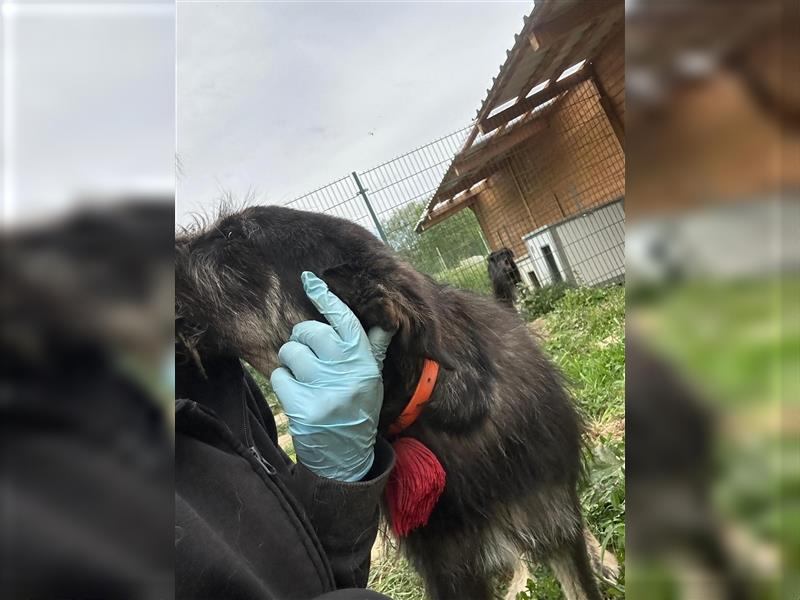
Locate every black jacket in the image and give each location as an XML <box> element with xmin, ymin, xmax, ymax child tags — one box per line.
<box><xmin>1</xmin><ymin>348</ymin><xmax>173</xmax><ymax>599</ymax></box>
<box><xmin>175</xmin><ymin>357</ymin><xmax>395</xmax><ymax>600</ymax></box>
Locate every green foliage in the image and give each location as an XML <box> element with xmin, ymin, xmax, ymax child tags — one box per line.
<box><xmin>243</xmin><ymin>362</ymin><xmax>279</xmax><ymax>410</ymax></box>
<box><xmin>283</xmin><ymin>439</ymin><xmax>297</xmax><ymax>462</ymax></box>
<box><xmin>637</xmin><ymin>277</ymin><xmax>800</xmax><ymax>406</ymax></box>
<box><xmin>382</xmin><ymin>201</ymin><xmax>491</xmax><ymax>294</ymax></box>
<box><xmin>517</xmin><ymin>282</ymin><xmax>573</xmax><ymax>320</ymax></box>
<box><xmin>581</xmin><ymin>438</ymin><xmax>626</xmax><ymax>598</ymax></box>
<box><xmin>367</xmin><ymin>545</ymin><xmax>426</xmax><ymax>600</ymax></box>
<box><xmin>540</xmin><ymin>284</ymin><xmax>625</xmax><ymax>423</ymax></box>
<box><xmin>515</xmin><ymin>572</ymin><xmax>562</xmax><ymax>600</ymax></box>
<box><xmin>434</xmin><ymin>256</ymin><xmax>492</xmax><ymax>295</ymax></box>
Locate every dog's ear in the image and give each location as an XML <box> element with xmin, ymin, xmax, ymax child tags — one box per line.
<box><xmin>322</xmin><ymin>262</ymin><xmax>455</xmax><ymax>370</ymax></box>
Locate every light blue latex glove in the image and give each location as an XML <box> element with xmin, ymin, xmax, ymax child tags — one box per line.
<box><xmin>270</xmin><ymin>271</ymin><xmax>394</xmax><ymax>482</ymax></box>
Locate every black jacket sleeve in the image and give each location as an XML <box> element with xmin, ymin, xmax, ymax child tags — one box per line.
<box><xmin>176</xmin><ymin>357</ymin><xmax>396</xmax><ymax>600</ymax></box>
<box><xmin>241</xmin><ymin>367</ymin><xmax>395</xmax><ymax>589</ymax></box>
<box><xmin>291</xmin><ymin>438</ymin><xmax>395</xmax><ymax>588</ymax></box>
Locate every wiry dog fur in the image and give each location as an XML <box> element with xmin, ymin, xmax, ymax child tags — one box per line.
<box><xmin>487</xmin><ymin>248</ymin><xmax>522</xmax><ymax>308</ymax></box>
<box><xmin>175</xmin><ymin>206</ymin><xmax>606</xmax><ymax>600</ymax></box>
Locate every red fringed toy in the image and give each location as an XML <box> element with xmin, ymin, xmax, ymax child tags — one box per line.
<box><xmin>386</xmin><ymin>437</ymin><xmax>446</xmax><ymax>536</ymax></box>
<box><xmin>383</xmin><ymin>359</ymin><xmax>446</xmax><ymax>537</ymax></box>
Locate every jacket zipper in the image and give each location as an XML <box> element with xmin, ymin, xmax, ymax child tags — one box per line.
<box><xmin>249</xmin><ymin>444</ymin><xmax>277</xmax><ymax>475</ymax></box>
<box><xmin>179</xmin><ymin>390</ymin><xmax>336</xmax><ymax>590</ymax></box>
<box><xmin>242</xmin><ymin>389</ymin><xmax>278</xmax><ymax>476</ymax></box>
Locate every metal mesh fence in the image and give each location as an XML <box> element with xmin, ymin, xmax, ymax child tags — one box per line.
<box><xmin>283</xmin><ymin>73</ymin><xmax>625</xmax><ymax>301</ymax></box>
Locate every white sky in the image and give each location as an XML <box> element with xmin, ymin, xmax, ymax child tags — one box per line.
<box><xmin>2</xmin><ymin>1</ymin><xmax>175</xmax><ymax>226</ymax></box>
<box><xmin>176</xmin><ymin>1</ymin><xmax>531</xmax><ymax>227</ymax></box>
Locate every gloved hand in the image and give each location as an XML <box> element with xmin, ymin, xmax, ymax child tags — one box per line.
<box><xmin>270</xmin><ymin>271</ymin><xmax>394</xmax><ymax>482</ymax></box>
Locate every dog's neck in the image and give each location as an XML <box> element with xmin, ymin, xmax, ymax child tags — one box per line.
<box><xmin>380</xmin><ymin>352</ymin><xmax>431</xmax><ymax>432</ymax></box>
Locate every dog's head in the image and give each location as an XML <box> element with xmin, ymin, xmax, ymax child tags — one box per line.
<box><xmin>488</xmin><ymin>248</ymin><xmax>521</xmax><ymax>283</ymax></box>
<box><xmin>175</xmin><ymin>205</ymin><xmax>453</xmax><ymax>402</ymax></box>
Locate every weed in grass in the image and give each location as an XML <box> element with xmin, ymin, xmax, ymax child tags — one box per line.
<box><xmin>367</xmin><ymin>544</ymin><xmax>426</xmax><ymax>600</ymax></box>
<box><xmin>517</xmin><ymin>282</ymin><xmax>573</xmax><ymax>320</ymax></box>
<box><xmin>539</xmin><ymin>285</ymin><xmax>625</xmax><ymax>425</ymax></box>
<box><xmin>434</xmin><ymin>256</ymin><xmax>492</xmax><ymax>295</ymax></box>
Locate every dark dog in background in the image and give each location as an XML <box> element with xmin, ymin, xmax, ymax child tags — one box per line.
<box><xmin>176</xmin><ymin>206</ymin><xmax>615</xmax><ymax>600</ymax></box>
<box><xmin>488</xmin><ymin>248</ymin><xmax>522</xmax><ymax>307</ymax></box>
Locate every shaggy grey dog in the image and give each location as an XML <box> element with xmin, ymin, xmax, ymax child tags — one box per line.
<box><xmin>176</xmin><ymin>205</ymin><xmax>613</xmax><ymax>600</ymax></box>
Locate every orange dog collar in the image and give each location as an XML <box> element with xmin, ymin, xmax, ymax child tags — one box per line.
<box><xmin>388</xmin><ymin>358</ymin><xmax>439</xmax><ymax>436</ymax></box>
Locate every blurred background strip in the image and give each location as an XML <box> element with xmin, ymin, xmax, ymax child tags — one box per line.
<box><xmin>1</xmin><ymin>1</ymin><xmax>175</xmax><ymax>598</ymax></box>
<box><xmin>626</xmin><ymin>1</ymin><xmax>798</xmax><ymax>599</ymax></box>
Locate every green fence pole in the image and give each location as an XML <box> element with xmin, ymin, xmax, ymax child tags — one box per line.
<box><xmin>351</xmin><ymin>171</ymin><xmax>388</xmax><ymax>244</ymax></box>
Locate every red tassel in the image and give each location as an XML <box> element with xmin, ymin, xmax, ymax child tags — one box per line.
<box><xmin>385</xmin><ymin>437</ymin><xmax>446</xmax><ymax>537</ymax></box>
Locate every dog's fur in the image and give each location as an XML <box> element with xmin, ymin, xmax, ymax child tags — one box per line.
<box><xmin>487</xmin><ymin>248</ymin><xmax>522</xmax><ymax>307</ymax></box>
<box><xmin>176</xmin><ymin>206</ymin><xmax>605</xmax><ymax>600</ymax></box>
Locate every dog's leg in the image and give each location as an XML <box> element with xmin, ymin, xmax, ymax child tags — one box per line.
<box><xmin>549</xmin><ymin>533</ymin><xmax>604</xmax><ymax>600</ymax></box>
<box><xmin>504</xmin><ymin>556</ymin><xmax>531</xmax><ymax>600</ymax></box>
<box><xmin>418</xmin><ymin>565</ymin><xmax>493</xmax><ymax>600</ymax></box>
<box><xmin>408</xmin><ymin>535</ymin><xmax>494</xmax><ymax>600</ymax></box>
<box><xmin>583</xmin><ymin>525</ymin><xmax>620</xmax><ymax>584</ymax></box>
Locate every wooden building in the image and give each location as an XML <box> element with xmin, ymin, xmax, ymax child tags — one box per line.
<box><xmin>416</xmin><ymin>0</ymin><xmax>626</xmax><ymax>287</ymax></box>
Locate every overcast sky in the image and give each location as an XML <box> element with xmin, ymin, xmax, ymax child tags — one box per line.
<box><xmin>176</xmin><ymin>1</ymin><xmax>531</xmax><ymax>226</ymax></box>
<box><xmin>3</xmin><ymin>1</ymin><xmax>174</xmax><ymax>225</ymax></box>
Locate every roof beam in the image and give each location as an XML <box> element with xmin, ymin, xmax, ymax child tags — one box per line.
<box><xmin>478</xmin><ymin>67</ymin><xmax>590</xmax><ymax>134</ymax></box>
<box><xmin>438</xmin><ymin>167</ymin><xmax>494</xmax><ymax>203</ymax></box>
<box><xmin>417</xmin><ymin>189</ymin><xmax>481</xmax><ymax>232</ymax></box>
<box><xmin>455</xmin><ymin>115</ymin><xmax>550</xmax><ymax>177</ymax></box>
<box><xmin>528</xmin><ymin>0</ymin><xmax>621</xmax><ymax>51</ymax></box>
<box><xmin>587</xmin><ymin>63</ymin><xmax>625</xmax><ymax>150</ymax></box>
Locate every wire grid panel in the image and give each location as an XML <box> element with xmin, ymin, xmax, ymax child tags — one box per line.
<box><xmin>283</xmin><ymin>176</ymin><xmax>369</xmax><ymax>230</ymax></box>
<box><xmin>358</xmin><ymin>127</ymin><xmax>493</xmax><ymax>294</ymax></box>
<box><xmin>471</xmin><ymin>78</ymin><xmax>625</xmax><ymax>290</ymax></box>
<box><xmin>282</xmin><ymin>128</ymin><xmax>496</xmax><ymax>294</ymax></box>
<box><xmin>281</xmin><ymin>77</ymin><xmax>625</xmax><ymax>297</ymax></box>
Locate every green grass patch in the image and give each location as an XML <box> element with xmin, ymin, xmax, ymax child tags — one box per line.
<box><xmin>517</xmin><ymin>282</ymin><xmax>572</xmax><ymax>320</ymax></box>
<box><xmin>539</xmin><ymin>284</ymin><xmax>625</xmax><ymax>424</ymax></box>
<box><xmin>633</xmin><ymin>277</ymin><xmax>799</xmax><ymax>406</ymax></box>
<box><xmin>434</xmin><ymin>255</ymin><xmax>492</xmax><ymax>295</ymax></box>
<box><xmin>367</xmin><ymin>544</ymin><xmax>426</xmax><ymax>600</ymax></box>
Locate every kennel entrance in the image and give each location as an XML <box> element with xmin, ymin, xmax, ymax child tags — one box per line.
<box><xmin>522</xmin><ymin>198</ymin><xmax>624</xmax><ymax>287</ymax></box>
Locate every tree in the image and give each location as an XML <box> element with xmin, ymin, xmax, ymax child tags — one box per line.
<box><xmin>382</xmin><ymin>201</ymin><xmax>488</xmax><ymax>276</ymax></box>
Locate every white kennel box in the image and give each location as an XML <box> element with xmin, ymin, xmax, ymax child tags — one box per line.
<box><xmin>522</xmin><ymin>198</ymin><xmax>624</xmax><ymax>287</ymax></box>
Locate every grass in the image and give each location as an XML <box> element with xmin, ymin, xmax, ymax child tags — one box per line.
<box><xmin>434</xmin><ymin>256</ymin><xmax>492</xmax><ymax>295</ymax></box>
<box><xmin>368</xmin><ymin>544</ymin><xmax>426</xmax><ymax>600</ymax></box>
<box><xmin>627</xmin><ymin>277</ymin><xmax>797</xmax><ymax>597</ymax></box>
<box><xmin>540</xmin><ymin>284</ymin><xmax>625</xmax><ymax>425</ymax></box>
<box><xmin>517</xmin><ymin>282</ymin><xmax>572</xmax><ymax>320</ymax></box>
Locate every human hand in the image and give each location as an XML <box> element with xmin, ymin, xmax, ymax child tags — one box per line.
<box><xmin>270</xmin><ymin>271</ymin><xmax>394</xmax><ymax>481</ymax></box>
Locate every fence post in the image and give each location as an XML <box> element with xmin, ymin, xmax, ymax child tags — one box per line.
<box><xmin>435</xmin><ymin>247</ymin><xmax>448</xmax><ymax>271</ymax></box>
<box><xmin>351</xmin><ymin>171</ymin><xmax>388</xmax><ymax>244</ymax></box>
